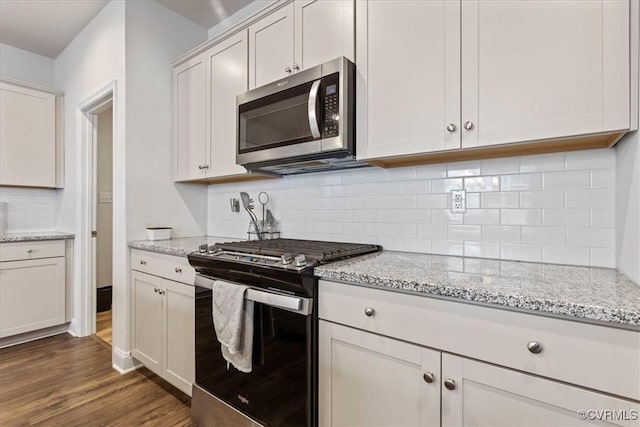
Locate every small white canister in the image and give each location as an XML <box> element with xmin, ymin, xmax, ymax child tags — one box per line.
<box><xmin>146</xmin><ymin>227</ymin><xmax>172</xmax><ymax>241</ymax></box>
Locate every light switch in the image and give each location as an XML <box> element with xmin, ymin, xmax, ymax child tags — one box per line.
<box><xmin>99</xmin><ymin>192</ymin><xmax>113</xmax><ymax>203</ymax></box>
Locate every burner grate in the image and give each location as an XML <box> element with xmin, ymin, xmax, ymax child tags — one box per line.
<box><xmin>212</xmin><ymin>238</ymin><xmax>380</xmax><ymax>263</ymax></box>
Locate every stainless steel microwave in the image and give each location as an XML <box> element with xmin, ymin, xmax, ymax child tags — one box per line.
<box><xmin>237</xmin><ymin>57</ymin><xmax>360</xmax><ymax>175</ymax></box>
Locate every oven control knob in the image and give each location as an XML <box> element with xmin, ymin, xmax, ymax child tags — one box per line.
<box><xmin>281</xmin><ymin>253</ymin><xmax>293</xmax><ymax>265</ymax></box>
<box><xmin>207</xmin><ymin>245</ymin><xmax>217</xmax><ymax>254</ymax></box>
<box><xmin>199</xmin><ymin>244</ymin><xmax>208</xmax><ymax>253</ymax></box>
<box><xmin>294</xmin><ymin>254</ymin><xmax>307</xmax><ymax>267</ymax></box>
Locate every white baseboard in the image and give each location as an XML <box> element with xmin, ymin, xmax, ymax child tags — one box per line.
<box><xmin>0</xmin><ymin>324</ymin><xmax>70</xmax><ymax>348</ymax></box>
<box><xmin>112</xmin><ymin>346</ymin><xmax>142</xmax><ymax>374</ymax></box>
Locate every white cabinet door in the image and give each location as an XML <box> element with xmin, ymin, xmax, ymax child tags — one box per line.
<box><xmin>173</xmin><ymin>54</ymin><xmax>207</xmax><ymax>181</ymax></box>
<box><xmin>206</xmin><ymin>30</ymin><xmax>249</xmax><ymax>178</ymax></box>
<box><xmin>356</xmin><ymin>0</ymin><xmax>461</xmax><ymax>160</ymax></box>
<box><xmin>294</xmin><ymin>0</ymin><xmax>354</xmax><ymax>70</ymax></box>
<box><xmin>161</xmin><ymin>279</ymin><xmax>194</xmax><ymax>397</ymax></box>
<box><xmin>0</xmin><ymin>257</ymin><xmax>65</xmax><ymax>337</ymax></box>
<box><xmin>319</xmin><ymin>321</ymin><xmax>440</xmax><ymax>427</ymax></box>
<box><xmin>0</xmin><ymin>82</ymin><xmax>56</xmax><ymax>187</ymax></box>
<box><xmin>132</xmin><ymin>271</ymin><xmax>162</xmax><ymax>375</ymax></box>
<box><xmin>441</xmin><ymin>354</ymin><xmax>636</xmax><ymax>427</ymax></box>
<box><xmin>461</xmin><ymin>0</ymin><xmax>630</xmax><ymax>149</ymax></box>
<box><xmin>248</xmin><ymin>3</ymin><xmax>295</xmax><ymax>89</ymax></box>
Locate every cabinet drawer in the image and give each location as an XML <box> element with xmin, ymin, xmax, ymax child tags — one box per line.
<box><xmin>0</xmin><ymin>240</ymin><xmax>65</xmax><ymax>262</ymax></box>
<box><xmin>131</xmin><ymin>249</ymin><xmax>195</xmax><ymax>285</ymax></box>
<box><xmin>319</xmin><ymin>280</ymin><xmax>640</xmax><ymax>400</ymax></box>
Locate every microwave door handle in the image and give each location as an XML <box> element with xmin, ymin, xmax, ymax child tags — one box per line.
<box><xmin>307</xmin><ymin>79</ymin><xmax>322</xmax><ymax>139</ymax></box>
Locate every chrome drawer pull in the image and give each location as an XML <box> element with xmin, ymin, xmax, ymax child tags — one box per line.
<box><xmin>364</xmin><ymin>307</ymin><xmax>375</xmax><ymax>317</ymax></box>
<box><xmin>444</xmin><ymin>379</ymin><xmax>456</xmax><ymax>391</ymax></box>
<box><xmin>423</xmin><ymin>372</ymin><xmax>435</xmax><ymax>384</ymax></box>
<box><xmin>175</xmin><ymin>267</ymin><xmax>182</xmax><ymax>273</ymax></box>
<box><xmin>140</xmin><ymin>260</ymin><xmax>147</xmax><ymax>265</ymax></box>
<box><xmin>527</xmin><ymin>341</ymin><xmax>543</xmax><ymax>354</ymax></box>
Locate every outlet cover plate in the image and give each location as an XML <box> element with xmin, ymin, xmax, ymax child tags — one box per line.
<box><xmin>451</xmin><ymin>189</ymin><xmax>466</xmax><ymax>213</ymax></box>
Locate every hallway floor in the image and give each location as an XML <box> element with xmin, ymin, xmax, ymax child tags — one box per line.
<box><xmin>96</xmin><ymin>309</ymin><xmax>112</xmax><ymax>345</ymax></box>
<box><xmin>0</xmin><ymin>334</ymin><xmax>192</xmax><ymax>426</ymax></box>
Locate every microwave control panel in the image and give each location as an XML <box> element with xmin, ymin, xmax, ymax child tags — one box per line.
<box><xmin>322</xmin><ymin>74</ymin><xmax>339</xmax><ymax>138</ymax></box>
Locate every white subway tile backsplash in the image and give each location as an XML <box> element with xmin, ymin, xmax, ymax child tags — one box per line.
<box><xmin>565</xmin><ymin>148</ymin><xmax>615</xmax><ymax>170</ymax></box>
<box><xmin>521</xmin><ymin>226</ymin><xmax>565</xmax><ymax>245</ymax></box>
<box><xmin>520</xmin><ymin>191</ymin><xmax>564</xmax><ymax>208</ymax></box>
<box><xmin>0</xmin><ymin>188</ymin><xmax>57</xmax><ymax>232</ymax></box>
<box><xmin>543</xmin><ymin>209</ymin><xmax>591</xmax><ymax>227</ymax></box>
<box><xmin>463</xmin><ymin>209</ymin><xmax>500</xmax><ymax>225</ymax></box>
<box><xmin>464</xmin><ymin>241</ymin><xmax>501</xmax><ymax>259</ymax></box>
<box><xmin>566</xmin><ymin>227</ymin><xmax>615</xmax><ymax>248</ymax></box>
<box><xmin>464</xmin><ymin>176</ymin><xmax>500</xmax><ymax>192</ymax></box>
<box><xmin>500</xmin><ymin>243</ymin><xmax>542</xmax><ymax>262</ymax></box>
<box><xmin>591</xmin><ymin>169</ymin><xmax>615</xmax><ymax>188</ymax></box>
<box><xmin>500</xmin><ymin>174</ymin><xmax>542</xmax><ymax>191</ymax></box>
<box><xmin>481</xmin><ymin>192</ymin><xmax>519</xmax><ymax>208</ymax></box>
<box><xmin>543</xmin><ymin>170</ymin><xmax>590</xmax><ymax>190</ymax></box>
<box><xmin>520</xmin><ymin>153</ymin><xmax>565</xmax><ymax>173</ymax></box>
<box><xmin>447</xmin><ymin>161</ymin><xmax>481</xmax><ymax>177</ymax></box>
<box><xmin>417</xmin><ymin>224</ymin><xmax>448</xmax><ymax>240</ymax></box>
<box><xmin>565</xmin><ymin>189</ymin><xmax>615</xmax><ymax>208</ymax></box>
<box><xmin>432</xmin><ymin>239</ymin><xmax>464</xmax><ymax>256</ymax></box>
<box><xmin>207</xmin><ymin>148</ymin><xmax>617</xmax><ymax>268</ymax></box>
<box><xmin>543</xmin><ymin>245</ymin><xmax>590</xmax><ymax>266</ymax></box>
<box><xmin>448</xmin><ymin>225</ymin><xmax>482</xmax><ymax>241</ymax></box>
<box><xmin>500</xmin><ymin>209</ymin><xmax>542</xmax><ymax>226</ymax></box>
<box><xmin>481</xmin><ymin>157</ymin><xmax>520</xmax><ymax>175</ymax></box>
<box><xmin>591</xmin><ymin>248</ymin><xmax>615</xmax><ymax>268</ymax></box>
<box><xmin>482</xmin><ymin>225</ymin><xmax>521</xmax><ymax>243</ymax></box>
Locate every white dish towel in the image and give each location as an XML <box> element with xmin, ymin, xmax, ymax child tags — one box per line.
<box><xmin>211</xmin><ymin>280</ymin><xmax>254</xmax><ymax>373</ymax></box>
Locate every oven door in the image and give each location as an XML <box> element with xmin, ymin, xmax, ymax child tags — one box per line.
<box><xmin>195</xmin><ymin>277</ymin><xmax>315</xmax><ymax>426</ymax></box>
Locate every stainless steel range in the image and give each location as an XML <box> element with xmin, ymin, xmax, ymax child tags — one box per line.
<box><xmin>188</xmin><ymin>239</ymin><xmax>380</xmax><ymax>427</ymax></box>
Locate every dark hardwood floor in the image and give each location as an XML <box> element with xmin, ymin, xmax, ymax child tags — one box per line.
<box><xmin>0</xmin><ymin>333</ymin><xmax>193</xmax><ymax>426</ymax></box>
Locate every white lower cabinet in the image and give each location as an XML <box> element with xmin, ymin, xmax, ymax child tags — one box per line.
<box><xmin>318</xmin><ymin>280</ymin><xmax>640</xmax><ymax>426</ymax></box>
<box><xmin>0</xmin><ymin>240</ymin><xmax>66</xmax><ymax>338</ymax></box>
<box><xmin>319</xmin><ymin>321</ymin><xmax>440</xmax><ymax>427</ymax></box>
<box><xmin>131</xmin><ymin>268</ymin><xmax>195</xmax><ymax>396</ymax></box>
<box><xmin>441</xmin><ymin>354</ymin><xmax>635</xmax><ymax>427</ymax></box>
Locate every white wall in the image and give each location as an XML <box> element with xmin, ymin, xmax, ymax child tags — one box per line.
<box><xmin>0</xmin><ymin>43</ymin><xmax>55</xmax><ymax>87</ymax></box>
<box><xmin>207</xmin><ymin>1</ymin><xmax>273</xmax><ymax>39</ymax></box>
<box><xmin>54</xmin><ymin>0</ymin><xmax>126</xmax><ymax>346</ymax></box>
<box><xmin>209</xmin><ymin>149</ymin><xmax>618</xmax><ymax>268</ymax></box>
<box><xmin>97</xmin><ymin>108</ymin><xmax>113</xmax><ymax>289</ymax></box>
<box><xmin>125</xmin><ymin>0</ymin><xmax>208</xmax><ymax>241</ymax></box>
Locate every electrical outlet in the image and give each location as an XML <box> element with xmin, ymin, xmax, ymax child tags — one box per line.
<box><xmin>451</xmin><ymin>189</ymin><xmax>466</xmax><ymax>213</ymax></box>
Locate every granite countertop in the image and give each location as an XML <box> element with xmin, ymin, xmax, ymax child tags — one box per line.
<box><xmin>1</xmin><ymin>231</ymin><xmax>75</xmax><ymax>242</ymax></box>
<box><xmin>128</xmin><ymin>236</ymin><xmax>237</xmax><ymax>257</ymax></box>
<box><xmin>314</xmin><ymin>251</ymin><xmax>640</xmax><ymax>330</ymax></box>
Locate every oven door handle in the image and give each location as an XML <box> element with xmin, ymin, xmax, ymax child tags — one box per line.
<box><xmin>307</xmin><ymin>79</ymin><xmax>322</xmax><ymax>139</ymax></box>
<box><xmin>194</xmin><ymin>274</ymin><xmax>312</xmax><ymax>315</ymax></box>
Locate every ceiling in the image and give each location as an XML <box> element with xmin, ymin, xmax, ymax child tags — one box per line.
<box><xmin>0</xmin><ymin>0</ymin><xmax>109</xmax><ymax>58</ymax></box>
<box><xmin>0</xmin><ymin>0</ymin><xmax>254</xmax><ymax>60</ymax></box>
<box><xmin>156</xmin><ymin>0</ymin><xmax>255</xmax><ymax>30</ymax></box>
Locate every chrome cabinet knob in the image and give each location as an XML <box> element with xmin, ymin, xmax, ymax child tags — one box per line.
<box><xmin>26</xmin><ymin>249</ymin><xmax>33</xmax><ymax>254</ymax></box>
<box><xmin>423</xmin><ymin>372</ymin><xmax>435</xmax><ymax>384</ymax></box>
<box><xmin>198</xmin><ymin>165</ymin><xmax>202</xmax><ymax>170</ymax></box>
<box><xmin>527</xmin><ymin>341</ymin><xmax>542</xmax><ymax>354</ymax></box>
<box><xmin>444</xmin><ymin>379</ymin><xmax>456</xmax><ymax>391</ymax></box>
<box><xmin>140</xmin><ymin>260</ymin><xmax>147</xmax><ymax>265</ymax></box>
<box><xmin>364</xmin><ymin>307</ymin><xmax>375</xmax><ymax>317</ymax></box>
<box><xmin>293</xmin><ymin>63</ymin><xmax>300</xmax><ymax>71</ymax></box>
<box><xmin>153</xmin><ymin>288</ymin><xmax>158</xmax><ymax>293</ymax></box>
<box><xmin>285</xmin><ymin>65</ymin><xmax>292</xmax><ymax>74</ymax></box>
<box><xmin>463</xmin><ymin>121</ymin><xmax>474</xmax><ymax>131</ymax></box>
<box><xmin>446</xmin><ymin>123</ymin><xmax>457</xmax><ymax>133</ymax></box>
<box><xmin>203</xmin><ymin>164</ymin><xmax>209</xmax><ymax>169</ymax></box>
<box><xmin>175</xmin><ymin>267</ymin><xmax>182</xmax><ymax>273</ymax></box>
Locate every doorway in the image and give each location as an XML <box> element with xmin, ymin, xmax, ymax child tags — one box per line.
<box><xmin>95</xmin><ymin>107</ymin><xmax>113</xmax><ymax>346</ymax></box>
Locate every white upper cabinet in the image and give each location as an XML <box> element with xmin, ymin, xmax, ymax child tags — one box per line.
<box><xmin>356</xmin><ymin>0</ymin><xmax>462</xmax><ymax>160</ymax></box>
<box><xmin>249</xmin><ymin>3</ymin><xmax>295</xmax><ymax>89</ymax></box>
<box><xmin>357</xmin><ymin>0</ymin><xmax>635</xmax><ymax>163</ymax></box>
<box><xmin>249</xmin><ymin>0</ymin><xmax>354</xmax><ymax>89</ymax></box>
<box><xmin>461</xmin><ymin>0</ymin><xmax>631</xmax><ymax>149</ymax></box>
<box><xmin>294</xmin><ymin>0</ymin><xmax>354</xmax><ymax>71</ymax></box>
<box><xmin>173</xmin><ymin>54</ymin><xmax>207</xmax><ymax>181</ymax></box>
<box><xmin>0</xmin><ymin>80</ymin><xmax>63</xmax><ymax>188</ymax></box>
<box><xmin>206</xmin><ymin>30</ymin><xmax>250</xmax><ymax>178</ymax></box>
